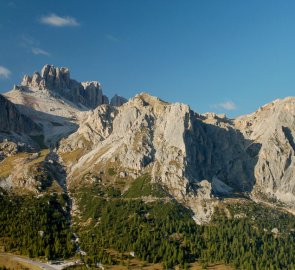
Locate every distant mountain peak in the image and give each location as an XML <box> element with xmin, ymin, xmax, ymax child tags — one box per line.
<box><xmin>110</xmin><ymin>94</ymin><xmax>127</xmax><ymax>106</ymax></box>
<box><xmin>19</xmin><ymin>64</ymin><xmax>126</xmax><ymax>109</ymax></box>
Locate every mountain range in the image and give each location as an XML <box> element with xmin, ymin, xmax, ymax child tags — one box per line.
<box><xmin>0</xmin><ymin>65</ymin><xmax>295</xmax><ymax>269</ymax></box>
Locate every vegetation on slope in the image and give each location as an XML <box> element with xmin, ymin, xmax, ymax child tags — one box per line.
<box><xmin>0</xmin><ymin>149</ymin><xmax>49</xmax><ymax>179</ymax></box>
<box><xmin>1</xmin><ymin>172</ymin><xmax>295</xmax><ymax>269</ymax></box>
<box><xmin>72</xmin><ymin>175</ymin><xmax>295</xmax><ymax>270</ymax></box>
<box><xmin>0</xmin><ymin>190</ymin><xmax>75</xmax><ymax>259</ymax></box>
<box><xmin>123</xmin><ymin>174</ymin><xmax>167</xmax><ymax>198</ymax></box>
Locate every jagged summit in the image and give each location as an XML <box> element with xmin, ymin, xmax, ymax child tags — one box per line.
<box><xmin>20</xmin><ymin>64</ymin><xmax>110</xmax><ymax>109</ymax></box>
<box><xmin>4</xmin><ymin>65</ymin><xmax>128</xmax><ymax>145</ymax></box>
<box><xmin>133</xmin><ymin>92</ymin><xmax>168</xmax><ymax>104</ymax></box>
<box><xmin>17</xmin><ymin>64</ymin><xmax>128</xmax><ymax>110</ymax></box>
<box><xmin>110</xmin><ymin>94</ymin><xmax>128</xmax><ymax>106</ymax></box>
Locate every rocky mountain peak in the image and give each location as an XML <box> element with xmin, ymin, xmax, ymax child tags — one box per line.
<box><xmin>82</xmin><ymin>81</ymin><xmax>101</xmax><ymax>89</ymax></box>
<box><xmin>19</xmin><ymin>64</ymin><xmax>126</xmax><ymax>109</ymax></box>
<box><xmin>130</xmin><ymin>92</ymin><xmax>170</xmax><ymax>114</ymax></box>
<box><xmin>40</xmin><ymin>64</ymin><xmax>71</xmax><ymax>90</ymax></box>
<box><xmin>134</xmin><ymin>92</ymin><xmax>165</xmax><ymax>103</ymax></box>
<box><xmin>110</xmin><ymin>94</ymin><xmax>127</xmax><ymax>106</ymax></box>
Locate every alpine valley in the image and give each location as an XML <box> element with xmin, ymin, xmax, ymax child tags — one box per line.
<box><xmin>0</xmin><ymin>65</ymin><xmax>295</xmax><ymax>270</ymax></box>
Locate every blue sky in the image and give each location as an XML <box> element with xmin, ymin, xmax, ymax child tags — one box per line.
<box><xmin>1</xmin><ymin>0</ymin><xmax>295</xmax><ymax>117</ymax></box>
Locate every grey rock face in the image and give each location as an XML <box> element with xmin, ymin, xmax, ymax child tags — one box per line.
<box><xmin>81</xmin><ymin>81</ymin><xmax>109</xmax><ymax>108</ymax></box>
<box><xmin>0</xmin><ymin>95</ymin><xmax>42</xmax><ymax>164</ymax></box>
<box><xmin>20</xmin><ymin>64</ymin><xmax>113</xmax><ymax>109</ymax></box>
<box><xmin>185</xmin><ymin>114</ymin><xmax>259</xmax><ymax>193</ymax></box>
<box><xmin>0</xmin><ymin>94</ymin><xmax>41</xmax><ymax>134</ymax></box>
<box><xmin>60</xmin><ymin>93</ymin><xmax>254</xmax><ymax>202</ymax></box>
<box><xmin>235</xmin><ymin>97</ymin><xmax>295</xmax><ymax>206</ymax></box>
<box><xmin>110</xmin><ymin>94</ymin><xmax>127</xmax><ymax>106</ymax></box>
<box><xmin>0</xmin><ymin>141</ymin><xmax>18</xmax><ymax>161</ymax></box>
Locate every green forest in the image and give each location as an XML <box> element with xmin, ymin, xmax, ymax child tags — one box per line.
<box><xmin>73</xmin><ymin>175</ymin><xmax>295</xmax><ymax>270</ymax></box>
<box><xmin>0</xmin><ymin>189</ymin><xmax>75</xmax><ymax>259</ymax></box>
<box><xmin>1</xmin><ymin>174</ymin><xmax>295</xmax><ymax>270</ymax></box>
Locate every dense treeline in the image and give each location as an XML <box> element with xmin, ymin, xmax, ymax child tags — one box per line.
<box><xmin>0</xmin><ymin>191</ymin><xmax>75</xmax><ymax>259</ymax></box>
<box><xmin>75</xmin><ymin>178</ymin><xmax>295</xmax><ymax>270</ymax></box>
<box><xmin>1</xmin><ymin>174</ymin><xmax>295</xmax><ymax>270</ymax></box>
<box><xmin>227</xmin><ymin>202</ymin><xmax>295</xmax><ymax>232</ymax></box>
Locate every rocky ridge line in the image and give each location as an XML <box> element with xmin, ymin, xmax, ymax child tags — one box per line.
<box><xmin>20</xmin><ymin>64</ymin><xmax>127</xmax><ymax>109</ymax></box>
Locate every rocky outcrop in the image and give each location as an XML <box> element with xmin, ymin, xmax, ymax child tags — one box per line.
<box><xmin>235</xmin><ymin>97</ymin><xmax>295</xmax><ymax>205</ymax></box>
<box><xmin>81</xmin><ymin>81</ymin><xmax>109</xmax><ymax>108</ymax></box>
<box><xmin>58</xmin><ymin>93</ymin><xmax>252</xmax><ymax>223</ymax></box>
<box><xmin>0</xmin><ymin>141</ymin><xmax>18</xmax><ymax>161</ymax></box>
<box><xmin>59</xmin><ymin>93</ymin><xmax>254</xmax><ymax>201</ymax></box>
<box><xmin>0</xmin><ymin>94</ymin><xmax>41</xmax><ymax>134</ymax></box>
<box><xmin>59</xmin><ymin>105</ymin><xmax>116</xmax><ymax>153</ymax></box>
<box><xmin>0</xmin><ymin>94</ymin><xmax>41</xmax><ymax>163</ymax></box>
<box><xmin>59</xmin><ymin>93</ymin><xmax>295</xmax><ymax>213</ymax></box>
<box><xmin>110</xmin><ymin>94</ymin><xmax>127</xmax><ymax>106</ymax></box>
<box><xmin>20</xmin><ymin>65</ymin><xmax>111</xmax><ymax>109</ymax></box>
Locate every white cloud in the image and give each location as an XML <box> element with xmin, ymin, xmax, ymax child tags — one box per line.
<box><xmin>40</xmin><ymin>14</ymin><xmax>79</xmax><ymax>27</ymax></box>
<box><xmin>21</xmin><ymin>35</ymin><xmax>36</xmax><ymax>47</ymax></box>
<box><xmin>20</xmin><ymin>35</ymin><xmax>51</xmax><ymax>57</ymax></box>
<box><xmin>0</xmin><ymin>66</ymin><xmax>11</xmax><ymax>79</ymax></box>
<box><xmin>212</xmin><ymin>101</ymin><xmax>237</xmax><ymax>111</ymax></box>
<box><xmin>32</xmin><ymin>47</ymin><xmax>50</xmax><ymax>56</ymax></box>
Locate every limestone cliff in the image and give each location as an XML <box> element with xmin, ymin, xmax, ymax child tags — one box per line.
<box><xmin>20</xmin><ymin>64</ymin><xmax>109</xmax><ymax>109</ymax></box>
<box><xmin>0</xmin><ymin>94</ymin><xmax>41</xmax><ymax>134</ymax></box>
<box><xmin>235</xmin><ymin>97</ymin><xmax>295</xmax><ymax>206</ymax></box>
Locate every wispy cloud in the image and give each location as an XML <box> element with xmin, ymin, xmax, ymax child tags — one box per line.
<box><xmin>106</xmin><ymin>34</ymin><xmax>119</xmax><ymax>43</ymax></box>
<box><xmin>32</xmin><ymin>47</ymin><xmax>50</xmax><ymax>56</ymax></box>
<box><xmin>21</xmin><ymin>35</ymin><xmax>36</xmax><ymax>47</ymax></box>
<box><xmin>21</xmin><ymin>35</ymin><xmax>51</xmax><ymax>57</ymax></box>
<box><xmin>40</xmin><ymin>14</ymin><xmax>79</xmax><ymax>27</ymax></box>
<box><xmin>212</xmin><ymin>101</ymin><xmax>237</xmax><ymax>111</ymax></box>
<box><xmin>0</xmin><ymin>66</ymin><xmax>11</xmax><ymax>79</ymax></box>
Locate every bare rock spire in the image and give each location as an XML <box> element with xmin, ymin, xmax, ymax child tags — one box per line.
<box><xmin>19</xmin><ymin>64</ymin><xmax>124</xmax><ymax>109</ymax></box>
